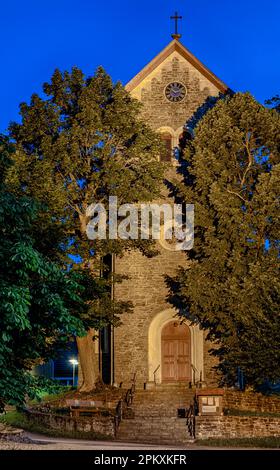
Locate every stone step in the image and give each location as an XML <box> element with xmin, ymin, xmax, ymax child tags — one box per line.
<box><xmin>133</xmin><ymin>392</ymin><xmax>195</xmax><ymax>400</ymax></box>
<box><xmin>117</xmin><ymin>435</ymin><xmax>191</xmax><ymax>444</ymax></box>
<box><xmin>132</xmin><ymin>398</ymin><xmax>193</xmax><ymax>404</ymax></box>
<box><xmin>135</xmin><ymin>388</ymin><xmax>193</xmax><ymax>392</ymax></box>
<box><xmin>118</xmin><ymin>416</ymin><xmax>189</xmax><ymax>423</ymax></box>
<box><xmin>132</xmin><ymin>405</ymin><xmax>192</xmax><ymax>410</ymax></box>
<box><xmin>133</xmin><ymin>393</ymin><xmax>194</xmax><ymax>403</ymax></box>
<box><xmin>136</xmin><ymin>386</ymin><xmax>194</xmax><ymax>392</ymax></box>
<box><xmin>141</xmin><ymin>383</ymin><xmax>194</xmax><ymax>388</ymax></box>
<box><xmin>117</xmin><ymin>418</ymin><xmax>190</xmax><ymax>428</ymax></box>
<box><xmin>117</xmin><ymin>436</ymin><xmax>191</xmax><ymax>443</ymax></box>
<box><xmin>117</xmin><ymin>417</ymin><xmax>192</xmax><ymax>444</ymax></box>
<box><xmin>132</xmin><ymin>396</ymin><xmax>194</xmax><ymax>406</ymax></box>
<box><xmin>118</xmin><ymin>419</ymin><xmax>189</xmax><ymax>430</ymax></box>
<box><xmin>133</xmin><ymin>411</ymin><xmax>188</xmax><ymax>418</ymax></box>
<box><xmin>116</xmin><ymin>386</ymin><xmax>195</xmax><ymax>445</ymax></box>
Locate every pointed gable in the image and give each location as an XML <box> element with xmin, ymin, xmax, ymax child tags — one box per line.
<box><xmin>125</xmin><ymin>39</ymin><xmax>229</xmax><ymax>134</ymax></box>
<box><xmin>126</xmin><ymin>39</ymin><xmax>229</xmax><ymax>94</ymax></box>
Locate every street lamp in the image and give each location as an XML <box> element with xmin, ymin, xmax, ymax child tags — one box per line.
<box><xmin>69</xmin><ymin>358</ymin><xmax>79</xmax><ymax>387</ymax></box>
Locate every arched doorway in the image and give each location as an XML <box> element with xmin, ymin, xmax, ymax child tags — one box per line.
<box><xmin>161</xmin><ymin>321</ymin><xmax>191</xmax><ymax>382</ymax></box>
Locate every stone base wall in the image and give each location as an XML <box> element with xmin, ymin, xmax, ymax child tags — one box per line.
<box><xmin>224</xmin><ymin>391</ymin><xmax>280</xmax><ymax>413</ymax></box>
<box><xmin>26</xmin><ymin>411</ymin><xmax>115</xmax><ymax>439</ymax></box>
<box><xmin>196</xmin><ymin>415</ymin><xmax>280</xmax><ymax>439</ymax></box>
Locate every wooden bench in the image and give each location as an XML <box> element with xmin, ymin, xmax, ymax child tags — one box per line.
<box><xmin>65</xmin><ymin>399</ymin><xmax>104</xmax><ymax>418</ymax></box>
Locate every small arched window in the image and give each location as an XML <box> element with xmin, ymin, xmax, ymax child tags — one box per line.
<box><xmin>160</xmin><ymin>133</ymin><xmax>172</xmax><ymax>162</ymax></box>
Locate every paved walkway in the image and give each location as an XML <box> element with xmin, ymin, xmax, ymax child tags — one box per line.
<box><xmin>25</xmin><ymin>432</ymin><xmax>193</xmax><ymax>450</ymax></box>
<box><xmin>0</xmin><ymin>431</ymin><xmax>202</xmax><ymax>450</ymax></box>
<box><xmin>1</xmin><ymin>431</ymin><xmax>278</xmax><ymax>451</ymax></box>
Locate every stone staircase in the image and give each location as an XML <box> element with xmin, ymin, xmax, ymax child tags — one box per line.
<box><xmin>116</xmin><ymin>384</ymin><xmax>195</xmax><ymax>445</ymax></box>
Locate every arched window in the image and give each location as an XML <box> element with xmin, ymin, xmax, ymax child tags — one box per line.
<box><xmin>160</xmin><ymin>133</ymin><xmax>173</xmax><ymax>162</ymax></box>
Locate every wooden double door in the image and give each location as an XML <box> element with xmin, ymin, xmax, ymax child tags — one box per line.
<box><xmin>161</xmin><ymin>321</ymin><xmax>191</xmax><ymax>382</ymax></box>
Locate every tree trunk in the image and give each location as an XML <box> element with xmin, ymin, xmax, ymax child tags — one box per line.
<box><xmin>76</xmin><ymin>328</ymin><xmax>97</xmax><ymax>392</ymax></box>
<box><xmin>76</xmin><ymin>213</ymin><xmax>100</xmax><ymax>392</ymax></box>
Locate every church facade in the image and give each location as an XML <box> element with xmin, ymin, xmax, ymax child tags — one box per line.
<box><xmin>100</xmin><ymin>37</ymin><xmax>229</xmax><ymax>389</ymax></box>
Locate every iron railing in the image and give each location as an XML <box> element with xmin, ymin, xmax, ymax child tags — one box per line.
<box><xmin>186</xmin><ymin>395</ymin><xmax>198</xmax><ymax>438</ymax></box>
<box><xmin>153</xmin><ymin>364</ymin><xmax>160</xmax><ymax>384</ymax></box>
<box><xmin>115</xmin><ymin>372</ymin><xmax>137</xmax><ymax>430</ymax></box>
<box><xmin>115</xmin><ymin>398</ymin><xmax>123</xmax><ymax>428</ymax></box>
<box><xmin>124</xmin><ymin>372</ymin><xmax>137</xmax><ymax>407</ymax></box>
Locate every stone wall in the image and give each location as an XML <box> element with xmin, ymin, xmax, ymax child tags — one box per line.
<box><xmin>140</xmin><ymin>56</ymin><xmax>212</xmax><ymax>131</ymax></box>
<box><xmin>224</xmin><ymin>390</ymin><xmax>280</xmax><ymax>413</ymax></box>
<box><xmin>129</xmin><ymin>51</ymin><xmax>220</xmax><ymax>133</ymax></box>
<box><xmin>196</xmin><ymin>415</ymin><xmax>280</xmax><ymax>439</ymax></box>
<box><xmin>26</xmin><ymin>411</ymin><xmax>115</xmax><ymax>439</ymax></box>
<box><xmin>114</xmin><ymin>245</ymin><xmax>189</xmax><ymax>387</ymax></box>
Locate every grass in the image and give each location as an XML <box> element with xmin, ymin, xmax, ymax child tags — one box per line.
<box><xmin>196</xmin><ymin>437</ymin><xmax>280</xmax><ymax>448</ymax></box>
<box><xmin>0</xmin><ymin>410</ymin><xmax>111</xmax><ymax>441</ymax></box>
<box><xmin>28</xmin><ymin>388</ymin><xmax>74</xmax><ymax>406</ymax></box>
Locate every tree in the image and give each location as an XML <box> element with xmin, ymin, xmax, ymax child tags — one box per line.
<box><xmin>266</xmin><ymin>95</ymin><xmax>280</xmax><ymax>112</ymax></box>
<box><xmin>169</xmin><ymin>93</ymin><xmax>280</xmax><ymax>387</ymax></box>
<box><xmin>0</xmin><ymin>135</ymin><xmax>89</xmax><ymax>406</ymax></box>
<box><xmin>8</xmin><ymin>67</ymin><xmax>164</xmax><ymax>391</ymax></box>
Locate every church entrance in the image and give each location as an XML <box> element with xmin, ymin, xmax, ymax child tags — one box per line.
<box><xmin>161</xmin><ymin>321</ymin><xmax>191</xmax><ymax>382</ymax></box>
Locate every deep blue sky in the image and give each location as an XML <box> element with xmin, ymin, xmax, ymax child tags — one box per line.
<box><xmin>1</xmin><ymin>0</ymin><xmax>279</xmax><ymax>133</ymax></box>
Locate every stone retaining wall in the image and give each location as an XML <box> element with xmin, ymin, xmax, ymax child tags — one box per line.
<box><xmin>26</xmin><ymin>411</ymin><xmax>115</xmax><ymax>439</ymax></box>
<box><xmin>196</xmin><ymin>415</ymin><xmax>280</xmax><ymax>439</ymax></box>
<box><xmin>224</xmin><ymin>391</ymin><xmax>280</xmax><ymax>413</ymax></box>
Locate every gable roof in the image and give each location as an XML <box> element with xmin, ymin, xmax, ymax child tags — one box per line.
<box><xmin>126</xmin><ymin>39</ymin><xmax>229</xmax><ymax>94</ymax></box>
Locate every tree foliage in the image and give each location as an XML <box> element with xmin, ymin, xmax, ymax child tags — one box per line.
<box><xmin>9</xmin><ymin>66</ymin><xmax>163</xmax><ymax>259</ymax></box>
<box><xmin>169</xmin><ymin>93</ymin><xmax>280</xmax><ymax>387</ymax></box>
<box><xmin>0</xmin><ymin>136</ymin><xmax>89</xmax><ymax>406</ymax></box>
<box><xmin>266</xmin><ymin>95</ymin><xmax>280</xmax><ymax>113</ymax></box>
<box><xmin>8</xmin><ymin>67</ymin><xmax>164</xmax><ymax>390</ymax></box>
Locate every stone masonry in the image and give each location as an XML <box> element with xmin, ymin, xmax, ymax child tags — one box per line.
<box><xmin>114</xmin><ymin>246</ymin><xmax>189</xmax><ymax>386</ymax></box>
<box><xmin>116</xmin><ymin>384</ymin><xmax>195</xmax><ymax>445</ymax></box>
<box><xmin>196</xmin><ymin>415</ymin><xmax>280</xmax><ymax>439</ymax></box>
<box><xmin>140</xmin><ymin>56</ymin><xmax>213</xmax><ymax>131</ymax></box>
<box><xmin>224</xmin><ymin>390</ymin><xmax>280</xmax><ymax>414</ymax></box>
<box><xmin>113</xmin><ymin>39</ymin><xmax>225</xmax><ymax>388</ymax></box>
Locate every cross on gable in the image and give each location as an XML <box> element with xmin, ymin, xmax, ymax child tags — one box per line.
<box><xmin>171</xmin><ymin>12</ymin><xmax>182</xmax><ymax>40</ymax></box>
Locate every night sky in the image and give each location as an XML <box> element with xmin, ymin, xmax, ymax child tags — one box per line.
<box><xmin>1</xmin><ymin>0</ymin><xmax>279</xmax><ymax>132</ymax></box>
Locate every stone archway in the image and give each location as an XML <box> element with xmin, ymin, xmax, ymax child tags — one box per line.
<box><xmin>148</xmin><ymin>308</ymin><xmax>204</xmax><ymax>384</ymax></box>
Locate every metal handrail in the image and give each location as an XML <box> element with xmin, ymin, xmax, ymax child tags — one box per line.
<box><xmin>185</xmin><ymin>393</ymin><xmax>198</xmax><ymax>439</ymax></box>
<box><xmin>153</xmin><ymin>364</ymin><xmax>160</xmax><ymax>384</ymax></box>
<box><xmin>125</xmin><ymin>372</ymin><xmax>137</xmax><ymax>406</ymax></box>
<box><xmin>115</xmin><ymin>398</ymin><xmax>123</xmax><ymax>428</ymax></box>
<box><xmin>186</xmin><ymin>403</ymin><xmax>195</xmax><ymax>438</ymax></box>
<box><xmin>191</xmin><ymin>364</ymin><xmax>198</xmax><ymax>386</ymax></box>
<box><xmin>115</xmin><ymin>372</ymin><xmax>137</xmax><ymax>430</ymax></box>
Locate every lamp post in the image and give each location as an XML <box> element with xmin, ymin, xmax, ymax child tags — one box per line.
<box><xmin>69</xmin><ymin>358</ymin><xmax>79</xmax><ymax>387</ymax></box>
